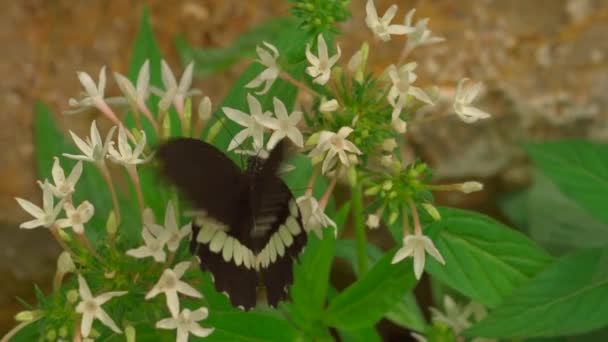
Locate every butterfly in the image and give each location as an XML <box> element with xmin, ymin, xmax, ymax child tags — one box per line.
<box><xmin>156</xmin><ymin>138</ymin><xmax>307</xmax><ymax>310</ymax></box>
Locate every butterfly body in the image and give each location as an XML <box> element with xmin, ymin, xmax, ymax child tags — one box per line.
<box><xmin>156</xmin><ymin>138</ymin><xmax>307</xmax><ymax>309</ymax></box>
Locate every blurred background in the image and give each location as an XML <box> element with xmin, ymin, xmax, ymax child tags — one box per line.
<box><xmin>1</xmin><ymin>0</ymin><xmax>607</xmax><ymax>337</ymax></box>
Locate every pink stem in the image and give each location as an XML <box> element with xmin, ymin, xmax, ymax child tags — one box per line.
<box><xmin>305</xmin><ymin>167</ymin><xmax>320</xmax><ymax>197</ymax></box>
<box><xmin>98</xmin><ymin>162</ymin><xmax>121</xmax><ymax>223</ymax></box>
<box><xmin>319</xmin><ymin>174</ymin><xmax>338</xmax><ymax>211</ymax></box>
<box><xmin>408</xmin><ymin>200</ymin><xmax>422</xmax><ymax>235</ymax></box>
<box><xmin>126</xmin><ymin>165</ymin><xmax>144</xmax><ymax>214</ymax></box>
<box><xmin>139</xmin><ymin>102</ymin><xmax>160</xmax><ymax>134</ymax></box>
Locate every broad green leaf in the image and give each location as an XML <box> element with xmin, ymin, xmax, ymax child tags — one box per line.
<box><xmin>500</xmin><ymin>172</ymin><xmax>608</xmax><ymax>254</ymax></box>
<box><xmin>339</xmin><ymin>326</ymin><xmax>382</xmax><ymax>342</ymax></box>
<box><xmin>334</xmin><ymin>239</ymin><xmax>425</xmax><ymax>331</ymax></box>
<box><xmin>465</xmin><ymin>247</ymin><xmax>608</xmax><ymax>339</ymax></box>
<box><xmin>323</xmin><ymin>248</ymin><xmax>417</xmax><ymax>330</ymax></box>
<box><xmin>425</xmin><ymin>208</ymin><xmax>553</xmax><ymax>308</ymax></box>
<box><xmin>384</xmin><ymin>293</ymin><xmax>427</xmax><ymax>333</ymax></box>
<box><xmin>176</xmin><ymin>17</ymin><xmax>298</xmax><ymax>75</ymax></box>
<box><xmin>206</xmin><ymin>311</ymin><xmax>301</xmax><ymax>341</ymax></box>
<box><xmin>524</xmin><ymin>140</ymin><xmax>608</xmax><ymax>224</ymax></box>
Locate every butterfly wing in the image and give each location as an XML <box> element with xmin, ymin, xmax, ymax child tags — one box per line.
<box><xmin>248</xmin><ymin>141</ymin><xmax>307</xmax><ymax>307</ymax></box>
<box><xmin>157</xmin><ymin>138</ymin><xmax>257</xmax><ymax>309</ymax></box>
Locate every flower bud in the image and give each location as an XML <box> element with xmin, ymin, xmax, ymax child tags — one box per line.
<box><xmin>182</xmin><ymin>98</ymin><xmax>192</xmax><ymax>135</ymax></box>
<box><xmin>162</xmin><ymin>114</ymin><xmax>172</xmax><ymax>138</ymax></box>
<box><xmin>392</xmin><ymin>118</ymin><xmax>407</xmax><ymax>133</ymax></box>
<box><xmin>366</xmin><ymin>214</ymin><xmax>380</xmax><ymax>229</ymax></box>
<box><xmin>382</xmin><ymin>138</ymin><xmax>398</xmax><ymax>152</ymax></box>
<box><xmin>15</xmin><ymin>310</ymin><xmax>41</xmax><ymax>322</ymax></box>
<box><xmin>388</xmin><ymin>210</ymin><xmax>399</xmax><ymax>225</ymax></box>
<box><xmin>125</xmin><ymin>324</ymin><xmax>136</xmax><ymax>342</ymax></box>
<box><xmin>66</xmin><ymin>289</ymin><xmax>79</xmax><ymax>304</ymax></box>
<box><xmin>320</xmin><ymin>98</ymin><xmax>339</xmax><ymax>113</ymax></box>
<box><xmin>106</xmin><ymin>211</ymin><xmax>118</xmax><ymax>238</ymax></box>
<box><xmin>58</xmin><ymin>325</ymin><xmax>68</xmax><ymax>338</ymax></box>
<box><xmin>422</xmin><ymin>203</ymin><xmax>441</xmax><ymax>221</ymax></box>
<box><xmin>198</xmin><ymin>96</ymin><xmax>212</xmax><ymax>121</ymax></box>
<box><xmin>57</xmin><ymin>251</ymin><xmax>76</xmax><ymax>274</ymax></box>
<box><xmin>460</xmin><ymin>181</ymin><xmax>483</xmax><ymax>194</ymax></box>
<box><xmin>46</xmin><ymin>329</ymin><xmax>56</xmax><ymax>341</ymax></box>
<box><xmin>381</xmin><ymin>154</ymin><xmax>394</xmax><ymax>168</ymax></box>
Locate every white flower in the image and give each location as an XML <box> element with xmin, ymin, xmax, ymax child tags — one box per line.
<box><xmin>403</xmin><ymin>9</ymin><xmax>445</xmax><ymax>50</ymax></box>
<box><xmin>245</xmin><ymin>42</ymin><xmax>281</xmax><ymax>95</ymax></box>
<box><xmin>48</xmin><ymin>157</ymin><xmax>83</xmax><ymax>198</ymax></box>
<box><xmin>150</xmin><ymin>201</ymin><xmax>192</xmax><ymax>252</ymax></box>
<box><xmin>63</xmin><ymin>120</ymin><xmax>116</xmax><ymax>164</ymax></box>
<box><xmin>223</xmin><ymin>93</ymin><xmax>270</xmax><ymax>151</ymax></box>
<box><xmin>156</xmin><ymin>307</ymin><xmax>214</xmax><ymax>342</ymax></box>
<box><xmin>387</xmin><ymin>63</ymin><xmax>434</xmax><ymax>119</ymax></box>
<box><xmin>108</xmin><ymin>125</ymin><xmax>150</xmax><ymax>166</ymax></box>
<box><xmin>75</xmin><ymin>275</ymin><xmax>127</xmax><ymax>338</ymax></box>
<box><xmin>391</xmin><ymin>234</ymin><xmax>445</xmax><ymax>280</ymax></box>
<box><xmin>15</xmin><ymin>181</ymin><xmax>64</xmax><ymax>229</ymax></box>
<box><xmin>381</xmin><ymin>154</ymin><xmax>394</xmax><ymax>168</ymax></box>
<box><xmin>156</xmin><ymin>60</ymin><xmax>200</xmax><ymax>113</ymax></box>
<box><xmin>454</xmin><ymin>78</ymin><xmax>491</xmax><ymax>123</ymax></box>
<box><xmin>308</xmin><ymin>127</ymin><xmax>362</xmax><ymax>174</ymax></box>
<box><xmin>146</xmin><ymin>262</ymin><xmax>202</xmax><ymax>317</ymax></box>
<box><xmin>113</xmin><ymin>60</ymin><xmax>150</xmax><ymax>108</ymax></box>
<box><xmin>430</xmin><ymin>295</ymin><xmax>473</xmax><ymax>335</ymax></box>
<box><xmin>365</xmin><ymin>0</ymin><xmax>414</xmax><ymax>42</ymax></box>
<box><xmin>296</xmin><ymin>195</ymin><xmax>337</xmax><ymax>238</ymax></box>
<box><xmin>305</xmin><ymin>34</ymin><xmax>341</xmax><ymax>85</ymax></box>
<box><xmin>126</xmin><ymin>225</ymin><xmax>169</xmax><ymax>263</ymax></box>
<box><xmin>320</xmin><ymin>98</ymin><xmax>339</xmax><ymax>113</ymax></box>
<box><xmin>366</xmin><ymin>214</ymin><xmax>380</xmax><ymax>229</ymax></box>
<box><xmin>256</xmin><ymin>97</ymin><xmax>304</xmax><ymax>149</ymax></box>
<box><xmin>56</xmin><ymin>201</ymin><xmax>94</xmax><ymax>234</ymax></box>
<box><xmin>66</xmin><ymin>66</ymin><xmax>127</xmax><ymax>115</ymax></box>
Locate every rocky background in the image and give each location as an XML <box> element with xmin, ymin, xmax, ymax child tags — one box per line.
<box><xmin>1</xmin><ymin>0</ymin><xmax>607</xmax><ymax>336</ymax></box>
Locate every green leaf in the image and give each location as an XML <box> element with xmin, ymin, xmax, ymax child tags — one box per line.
<box><xmin>334</xmin><ymin>239</ymin><xmax>383</xmax><ymax>277</ymax></box>
<box><xmin>323</xmin><ymin>248</ymin><xmax>417</xmax><ymax>330</ymax></box>
<box><xmin>128</xmin><ymin>8</ymin><xmax>163</xmax><ymax>88</ymax></box>
<box><xmin>524</xmin><ymin>140</ymin><xmax>608</xmax><ymax>224</ymax></box>
<box><xmin>384</xmin><ymin>293</ymin><xmax>427</xmax><ymax>333</ymax></box>
<box><xmin>339</xmin><ymin>326</ymin><xmax>382</xmax><ymax>342</ymax></box>
<box><xmin>500</xmin><ymin>172</ymin><xmax>608</xmax><ymax>254</ymax></box>
<box><xmin>176</xmin><ymin>17</ymin><xmax>298</xmax><ymax>75</ymax></box>
<box><xmin>425</xmin><ymin>208</ymin><xmax>553</xmax><ymax>308</ymax></box>
<box><xmin>465</xmin><ymin>247</ymin><xmax>608</xmax><ymax>339</ymax></box>
<box><xmin>206</xmin><ymin>311</ymin><xmax>301</xmax><ymax>341</ymax></box>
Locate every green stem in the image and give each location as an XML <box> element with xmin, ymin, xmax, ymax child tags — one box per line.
<box><xmin>352</xmin><ymin>182</ymin><xmax>367</xmax><ymax>276</ymax></box>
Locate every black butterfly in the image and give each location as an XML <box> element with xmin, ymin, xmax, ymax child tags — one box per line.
<box><xmin>156</xmin><ymin>138</ymin><xmax>307</xmax><ymax>310</ymax></box>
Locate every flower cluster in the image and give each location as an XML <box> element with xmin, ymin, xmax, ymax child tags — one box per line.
<box><xmin>8</xmin><ymin>1</ymin><xmax>493</xmax><ymax>340</ymax></box>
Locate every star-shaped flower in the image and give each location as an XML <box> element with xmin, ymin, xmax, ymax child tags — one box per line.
<box><xmin>387</xmin><ymin>63</ymin><xmax>434</xmax><ymax>119</ymax></box>
<box><xmin>56</xmin><ymin>201</ymin><xmax>94</xmax><ymax>234</ymax></box>
<box><xmin>256</xmin><ymin>97</ymin><xmax>303</xmax><ymax>149</ymax></box>
<box><xmin>454</xmin><ymin>78</ymin><xmax>491</xmax><ymax>123</ymax></box>
<box><xmin>156</xmin><ymin>307</ymin><xmax>214</xmax><ymax>342</ymax></box>
<box><xmin>366</xmin><ymin>214</ymin><xmax>380</xmax><ymax>229</ymax></box>
<box><xmin>392</xmin><ymin>234</ymin><xmax>445</xmax><ymax>279</ymax></box>
<box><xmin>403</xmin><ymin>9</ymin><xmax>445</xmax><ymax>51</ymax></box>
<box><xmin>245</xmin><ymin>42</ymin><xmax>281</xmax><ymax>95</ymax></box>
<box><xmin>365</xmin><ymin>0</ymin><xmax>414</xmax><ymax>42</ymax></box>
<box><xmin>308</xmin><ymin>127</ymin><xmax>362</xmax><ymax>174</ymax></box>
<box><xmin>126</xmin><ymin>224</ymin><xmax>169</xmax><ymax>263</ymax></box>
<box><xmin>75</xmin><ymin>275</ymin><xmax>127</xmax><ymax>338</ymax></box>
<box><xmin>65</xmin><ymin>66</ymin><xmax>127</xmax><ymax>118</ymax></box>
<box><xmin>63</xmin><ymin>120</ymin><xmax>116</xmax><ymax>164</ymax></box>
<box><xmin>146</xmin><ymin>262</ymin><xmax>202</xmax><ymax>317</ymax></box>
<box><xmin>48</xmin><ymin>157</ymin><xmax>83</xmax><ymax>199</ymax></box>
<box><xmin>15</xmin><ymin>181</ymin><xmax>64</xmax><ymax>229</ymax></box>
<box><xmin>296</xmin><ymin>195</ymin><xmax>337</xmax><ymax>238</ymax></box>
<box><xmin>223</xmin><ymin>93</ymin><xmax>270</xmax><ymax>151</ymax></box>
<box><xmin>149</xmin><ymin>201</ymin><xmax>191</xmax><ymax>252</ymax></box>
<box><xmin>154</xmin><ymin>60</ymin><xmax>200</xmax><ymax>115</ymax></box>
<box><xmin>107</xmin><ymin>125</ymin><xmax>150</xmax><ymax>166</ymax></box>
<box><xmin>305</xmin><ymin>34</ymin><xmax>341</xmax><ymax>85</ymax></box>
<box><xmin>114</xmin><ymin>60</ymin><xmax>150</xmax><ymax>108</ymax></box>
